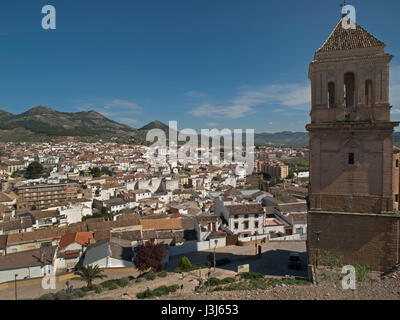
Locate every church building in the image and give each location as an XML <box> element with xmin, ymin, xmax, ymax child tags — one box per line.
<box><xmin>306</xmin><ymin>16</ymin><xmax>400</xmax><ymax>271</ymax></box>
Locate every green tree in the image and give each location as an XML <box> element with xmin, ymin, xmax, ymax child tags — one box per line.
<box><xmin>26</xmin><ymin>161</ymin><xmax>44</xmax><ymax>177</ymax></box>
<box><xmin>75</xmin><ymin>265</ymin><xmax>106</xmax><ymax>287</ymax></box>
<box><xmin>11</xmin><ymin>171</ymin><xmax>19</xmax><ymax>178</ymax></box>
<box><xmin>180</xmin><ymin>256</ymin><xmax>192</xmax><ymax>271</ymax></box>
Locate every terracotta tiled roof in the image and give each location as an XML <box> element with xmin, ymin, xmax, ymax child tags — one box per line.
<box><xmin>140</xmin><ymin>218</ymin><xmax>183</xmax><ymax>231</ymax></box>
<box><xmin>27</xmin><ymin>209</ymin><xmax>59</xmax><ymax>220</ymax></box>
<box><xmin>0</xmin><ymin>246</ymin><xmax>56</xmax><ymax>270</ymax></box>
<box><xmin>278</xmin><ymin>203</ymin><xmax>307</xmax><ymax>214</ymax></box>
<box><xmin>0</xmin><ymin>234</ymin><xmax>7</xmax><ymax>250</ymax></box>
<box><xmin>93</xmin><ymin>229</ymin><xmax>111</xmax><ymax>241</ymax></box>
<box><xmin>196</xmin><ymin>214</ymin><xmax>221</xmax><ymax>224</ymax></box>
<box><xmin>58</xmin><ymin>232</ymin><xmax>94</xmax><ymax>250</ymax></box>
<box><xmin>265</xmin><ymin>218</ymin><xmax>282</xmax><ymax>226</ymax></box>
<box><xmin>111</xmin><ymin>230</ymin><xmax>142</xmax><ymax>241</ymax></box>
<box><xmin>317</xmin><ymin>18</ymin><xmax>385</xmax><ymax>53</ymax></box>
<box><xmin>111</xmin><ymin>213</ymin><xmax>141</xmax><ymax>228</ymax></box>
<box><xmin>225</xmin><ymin>204</ymin><xmax>264</xmax><ymax>216</ymax></box>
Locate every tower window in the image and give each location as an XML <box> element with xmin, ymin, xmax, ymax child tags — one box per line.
<box><xmin>328</xmin><ymin>82</ymin><xmax>336</xmax><ymax>108</ymax></box>
<box><xmin>344</xmin><ymin>73</ymin><xmax>355</xmax><ymax>108</ymax></box>
<box><xmin>348</xmin><ymin>153</ymin><xmax>355</xmax><ymax>165</ymax></box>
<box><xmin>365</xmin><ymin>80</ymin><xmax>373</xmax><ymax>106</ymax></box>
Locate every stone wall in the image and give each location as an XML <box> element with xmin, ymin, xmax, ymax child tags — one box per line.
<box><xmin>307</xmin><ymin>211</ymin><xmax>400</xmax><ymax>271</ymax></box>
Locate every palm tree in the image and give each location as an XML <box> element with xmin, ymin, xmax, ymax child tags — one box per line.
<box><xmin>75</xmin><ymin>265</ymin><xmax>106</xmax><ymax>287</ymax></box>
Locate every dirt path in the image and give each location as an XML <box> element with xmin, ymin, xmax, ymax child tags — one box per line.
<box><xmin>82</xmin><ymin>267</ymin><xmax>400</xmax><ymax>301</ymax></box>
<box><xmin>84</xmin><ymin>268</ymin><xmax>236</xmax><ymax>300</ymax></box>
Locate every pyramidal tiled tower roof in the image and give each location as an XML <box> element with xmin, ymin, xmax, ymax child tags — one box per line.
<box><xmin>316</xmin><ymin>18</ymin><xmax>386</xmax><ymax>53</ymax></box>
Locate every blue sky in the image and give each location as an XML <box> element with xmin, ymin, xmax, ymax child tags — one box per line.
<box><xmin>0</xmin><ymin>0</ymin><xmax>400</xmax><ymax>132</ymax></box>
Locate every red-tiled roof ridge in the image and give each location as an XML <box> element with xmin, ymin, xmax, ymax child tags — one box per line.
<box><xmin>58</xmin><ymin>232</ymin><xmax>94</xmax><ymax>250</ymax></box>
<box><xmin>316</xmin><ymin>18</ymin><xmax>386</xmax><ymax>53</ymax></box>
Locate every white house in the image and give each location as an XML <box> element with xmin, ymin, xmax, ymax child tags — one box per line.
<box><xmin>132</xmin><ymin>189</ymin><xmax>152</xmax><ymax>202</ymax></box>
<box><xmin>55</xmin><ymin>232</ymin><xmax>94</xmax><ymax>270</ymax></box>
<box><xmin>0</xmin><ymin>246</ymin><xmax>56</xmax><ymax>284</ymax></box>
<box><xmin>82</xmin><ymin>239</ymin><xmax>134</xmax><ymax>268</ymax></box>
<box><xmin>216</xmin><ymin>203</ymin><xmax>266</xmax><ymax>239</ymax></box>
<box><xmin>194</xmin><ymin>214</ymin><xmax>222</xmax><ymax>241</ymax></box>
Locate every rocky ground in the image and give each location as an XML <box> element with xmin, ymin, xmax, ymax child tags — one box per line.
<box><xmin>82</xmin><ymin>266</ymin><xmax>400</xmax><ymax>301</ymax></box>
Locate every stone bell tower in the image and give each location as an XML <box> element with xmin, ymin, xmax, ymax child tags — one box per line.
<box><xmin>306</xmin><ymin>17</ymin><xmax>400</xmax><ymax>271</ymax></box>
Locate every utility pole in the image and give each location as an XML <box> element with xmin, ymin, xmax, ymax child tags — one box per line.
<box><xmin>14</xmin><ymin>274</ymin><xmax>18</xmax><ymax>300</ymax></box>
<box><xmin>313</xmin><ymin>231</ymin><xmax>322</xmax><ymax>268</ymax></box>
<box><xmin>213</xmin><ymin>240</ymin><xmax>218</xmax><ymax>272</ymax></box>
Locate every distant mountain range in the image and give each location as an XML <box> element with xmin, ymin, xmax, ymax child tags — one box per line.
<box><xmin>1</xmin><ymin>106</ymin><xmax>398</xmax><ymax>146</ymax></box>
<box><xmin>0</xmin><ymin>106</ymin><xmax>143</xmax><ymax>143</ymax></box>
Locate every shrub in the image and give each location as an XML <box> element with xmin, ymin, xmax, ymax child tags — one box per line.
<box><xmin>107</xmin><ymin>282</ymin><xmax>119</xmax><ymax>290</ymax></box>
<box><xmin>239</xmin><ymin>272</ymin><xmax>265</xmax><ymax>280</ymax></box>
<box><xmin>168</xmin><ymin>285</ymin><xmax>179</xmax><ymax>292</ymax></box>
<box><xmin>81</xmin><ymin>285</ymin><xmax>95</xmax><ymax>292</ymax></box>
<box><xmin>220</xmin><ymin>277</ymin><xmax>236</xmax><ymax>284</ymax></box>
<box><xmin>101</xmin><ymin>281</ymin><xmax>119</xmax><ymax>290</ymax></box>
<box><xmin>94</xmin><ymin>286</ymin><xmax>102</xmax><ymax>294</ymax></box>
<box><xmin>101</xmin><ymin>281</ymin><xmax>111</xmax><ymax>288</ymax></box>
<box><xmin>38</xmin><ymin>293</ymin><xmax>55</xmax><ymax>300</ymax></box>
<box><xmin>75</xmin><ymin>289</ymin><xmax>86</xmax><ymax>298</ymax></box>
<box><xmin>118</xmin><ymin>278</ymin><xmax>129</xmax><ymax>287</ymax></box>
<box><xmin>180</xmin><ymin>257</ymin><xmax>192</xmax><ymax>271</ymax></box>
<box><xmin>158</xmin><ymin>271</ymin><xmax>168</xmax><ymax>278</ymax></box>
<box><xmin>128</xmin><ymin>276</ymin><xmax>135</xmax><ymax>281</ymax></box>
<box><xmin>135</xmin><ymin>278</ymin><xmax>143</xmax><ymax>283</ymax></box>
<box><xmin>136</xmin><ymin>284</ymin><xmax>180</xmax><ymax>299</ymax></box>
<box><xmin>145</xmin><ymin>272</ymin><xmax>156</xmax><ymax>281</ymax></box>
<box><xmin>205</xmin><ymin>278</ymin><xmax>221</xmax><ymax>286</ymax></box>
<box><xmin>136</xmin><ymin>288</ymin><xmax>153</xmax><ymax>300</ymax></box>
<box><xmin>54</xmin><ymin>290</ymin><xmax>71</xmax><ymax>300</ymax></box>
<box><xmin>152</xmin><ymin>285</ymin><xmax>170</xmax><ymax>297</ymax></box>
<box><xmin>353</xmin><ymin>263</ymin><xmax>372</xmax><ymax>283</ymax></box>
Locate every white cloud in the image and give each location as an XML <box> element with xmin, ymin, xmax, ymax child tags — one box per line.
<box><xmin>76</xmin><ymin>98</ymin><xmax>143</xmax><ymax>127</ymax></box>
<box><xmin>189</xmin><ymin>83</ymin><xmax>310</xmax><ymax>119</ymax></box>
<box><xmin>103</xmin><ymin>99</ymin><xmax>142</xmax><ymax>113</ymax></box>
<box><xmin>190</xmin><ymin>103</ymin><xmax>255</xmax><ymax>119</ymax></box>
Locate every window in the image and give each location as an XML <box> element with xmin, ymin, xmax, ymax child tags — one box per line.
<box><xmin>348</xmin><ymin>153</ymin><xmax>355</xmax><ymax>165</ymax></box>
<box><xmin>234</xmin><ymin>222</ymin><xmax>238</xmax><ymax>230</ymax></box>
<box><xmin>328</xmin><ymin>81</ymin><xmax>336</xmax><ymax>108</ymax></box>
<box><xmin>365</xmin><ymin>80</ymin><xmax>373</xmax><ymax>106</ymax></box>
<box><xmin>244</xmin><ymin>215</ymin><xmax>249</xmax><ymax>219</ymax></box>
<box><xmin>255</xmin><ymin>221</ymin><xmax>259</xmax><ymax>228</ymax></box>
<box><xmin>243</xmin><ymin>221</ymin><xmax>249</xmax><ymax>230</ymax></box>
<box><xmin>234</xmin><ymin>215</ymin><xmax>238</xmax><ymax>219</ymax></box>
<box><xmin>255</xmin><ymin>214</ymin><xmax>259</xmax><ymax>218</ymax></box>
<box><xmin>396</xmin><ymin>160</ymin><xmax>399</xmax><ymax>168</ymax></box>
<box><xmin>344</xmin><ymin>73</ymin><xmax>355</xmax><ymax>108</ymax></box>
<box><xmin>396</xmin><ymin>195</ymin><xmax>399</xmax><ymax>203</ymax></box>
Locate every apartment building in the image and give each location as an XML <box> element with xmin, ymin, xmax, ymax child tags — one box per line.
<box><xmin>16</xmin><ymin>183</ymin><xmax>79</xmax><ymax>211</ymax></box>
<box><xmin>262</xmin><ymin>160</ymin><xmax>289</xmax><ymax>179</ymax></box>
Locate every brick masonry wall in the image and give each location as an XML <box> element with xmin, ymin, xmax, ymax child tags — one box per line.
<box><xmin>307</xmin><ymin>211</ymin><xmax>400</xmax><ymax>271</ymax></box>
<box><xmin>309</xmin><ymin>194</ymin><xmax>393</xmax><ymax>214</ymax></box>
